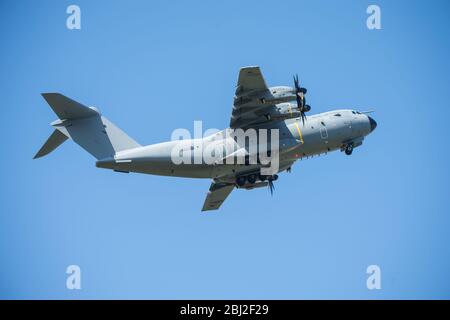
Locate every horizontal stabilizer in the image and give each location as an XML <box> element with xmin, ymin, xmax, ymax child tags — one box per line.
<box><xmin>41</xmin><ymin>93</ymin><xmax>98</xmax><ymax>120</ymax></box>
<box><xmin>33</xmin><ymin>129</ymin><xmax>68</xmax><ymax>159</ymax></box>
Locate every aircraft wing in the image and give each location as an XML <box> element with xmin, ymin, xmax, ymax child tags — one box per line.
<box><xmin>230</xmin><ymin>66</ymin><xmax>276</xmax><ymax>128</ymax></box>
<box><xmin>236</xmin><ymin>66</ymin><xmax>268</xmax><ymax>93</ymax></box>
<box><xmin>201</xmin><ymin>181</ymin><xmax>235</xmax><ymax>212</ymax></box>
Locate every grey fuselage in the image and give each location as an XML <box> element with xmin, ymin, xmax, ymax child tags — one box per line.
<box><xmin>96</xmin><ymin>109</ymin><xmax>376</xmax><ymax>183</ymax></box>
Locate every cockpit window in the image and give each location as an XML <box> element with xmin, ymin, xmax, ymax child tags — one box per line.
<box><xmin>351</xmin><ymin>111</ymin><xmax>356</xmax><ymax>114</ymax></box>
<box><xmin>334</xmin><ymin>113</ymin><xmax>341</xmax><ymax>117</ymax></box>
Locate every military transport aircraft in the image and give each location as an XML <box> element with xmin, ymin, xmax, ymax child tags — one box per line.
<box><xmin>34</xmin><ymin>66</ymin><xmax>377</xmax><ymax>211</ymax></box>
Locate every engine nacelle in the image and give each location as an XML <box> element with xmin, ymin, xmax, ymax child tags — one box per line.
<box><xmin>263</xmin><ymin>103</ymin><xmax>301</xmax><ymax>121</ymax></box>
<box><xmin>234</xmin><ymin>86</ymin><xmax>298</xmax><ymax>107</ymax></box>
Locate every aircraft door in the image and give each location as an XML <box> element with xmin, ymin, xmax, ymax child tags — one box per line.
<box><xmin>320</xmin><ymin>127</ymin><xmax>328</xmax><ymax>139</ymax></box>
<box><xmin>320</xmin><ymin>121</ymin><xmax>328</xmax><ymax>143</ymax></box>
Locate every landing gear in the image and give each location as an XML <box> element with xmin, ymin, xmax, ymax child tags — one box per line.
<box><xmin>345</xmin><ymin>143</ymin><xmax>353</xmax><ymax>155</ymax></box>
<box><xmin>236</xmin><ymin>174</ymin><xmax>277</xmax><ymax>187</ymax></box>
<box><xmin>236</xmin><ymin>176</ymin><xmax>246</xmax><ymax>187</ymax></box>
<box><xmin>247</xmin><ymin>174</ymin><xmax>257</xmax><ymax>184</ymax></box>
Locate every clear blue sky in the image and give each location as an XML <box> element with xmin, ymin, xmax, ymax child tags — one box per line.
<box><xmin>1</xmin><ymin>0</ymin><xmax>449</xmax><ymax>299</ymax></box>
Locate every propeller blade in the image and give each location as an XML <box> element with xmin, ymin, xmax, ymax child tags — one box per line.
<box><xmin>292</xmin><ymin>73</ymin><xmax>310</xmax><ymax>124</ymax></box>
<box><xmin>296</xmin><ymin>93</ymin><xmax>303</xmax><ymax>110</ymax></box>
<box><xmin>293</xmin><ymin>74</ymin><xmax>303</xmax><ymax>110</ymax></box>
<box><xmin>301</xmin><ymin>111</ymin><xmax>306</xmax><ymax>125</ymax></box>
<box><xmin>293</xmin><ymin>74</ymin><xmax>299</xmax><ymax>89</ymax></box>
<box><xmin>268</xmin><ymin>180</ymin><xmax>274</xmax><ymax>195</ymax></box>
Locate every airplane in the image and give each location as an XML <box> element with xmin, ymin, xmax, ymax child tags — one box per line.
<box><xmin>34</xmin><ymin>66</ymin><xmax>377</xmax><ymax>211</ymax></box>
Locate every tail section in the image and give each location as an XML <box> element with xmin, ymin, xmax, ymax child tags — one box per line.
<box><xmin>34</xmin><ymin>93</ymin><xmax>140</xmax><ymax>160</ymax></box>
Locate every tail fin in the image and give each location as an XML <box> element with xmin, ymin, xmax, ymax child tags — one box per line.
<box><xmin>34</xmin><ymin>93</ymin><xmax>140</xmax><ymax>160</ymax></box>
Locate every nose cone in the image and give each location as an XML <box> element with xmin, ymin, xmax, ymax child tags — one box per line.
<box><xmin>368</xmin><ymin>116</ymin><xmax>377</xmax><ymax>132</ymax></box>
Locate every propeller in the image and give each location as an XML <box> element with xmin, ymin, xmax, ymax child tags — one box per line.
<box><xmin>268</xmin><ymin>179</ymin><xmax>275</xmax><ymax>196</ymax></box>
<box><xmin>267</xmin><ymin>174</ymin><xmax>278</xmax><ymax>195</ymax></box>
<box><xmin>293</xmin><ymin>74</ymin><xmax>310</xmax><ymax>124</ymax></box>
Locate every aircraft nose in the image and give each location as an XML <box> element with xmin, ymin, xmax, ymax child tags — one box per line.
<box><xmin>368</xmin><ymin>116</ymin><xmax>377</xmax><ymax>132</ymax></box>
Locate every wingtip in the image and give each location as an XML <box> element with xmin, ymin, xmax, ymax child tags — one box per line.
<box><xmin>41</xmin><ymin>93</ymin><xmax>65</xmax><ymax>101</ymax></box>
<box><xmin>41</xmin><ymin>93</ymin><xmax>54</xmax><ymax>102</ymax></box>
<box><xmin>240</xmin><ymin>65</ymin><xmax>260</xmax><ymax>70</ymax></box>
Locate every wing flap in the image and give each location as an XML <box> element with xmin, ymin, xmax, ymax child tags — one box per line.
<box><xmin>231</xmin><ymin>66</ymin><xmax>277</xmax><ymax>128</ymax></box>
